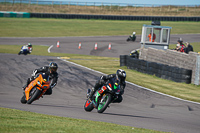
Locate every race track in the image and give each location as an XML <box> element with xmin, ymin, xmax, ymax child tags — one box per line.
<box><xmin>0</xmin><ymin>34</ymin><xmax>200</xmax><ymax>133</ymax></box>
<box><xmin>1</xmin><ymin>34</ymin><xmax>199</xmax><ymax>57</ymax></box>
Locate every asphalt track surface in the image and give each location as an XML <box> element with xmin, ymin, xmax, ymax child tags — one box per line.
<box><xmin>0</xmin><ymin>34</ymin><xmax>200</xmax><ymax>133</ymax></box>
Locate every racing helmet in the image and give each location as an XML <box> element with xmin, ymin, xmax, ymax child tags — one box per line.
<box><xmin>116</xmin><ymin>69</ymin><xmax>126</xmax><ymax>82</ymax></box>
<box><xmin>49</xmin><ymin>62</ymin><xmax>58</xmax><ymax>73</ymax></box>
<box><xmin>28</xmin><ymin>43</ymin><xmax>32</xmax><ymax>47</ymax></box>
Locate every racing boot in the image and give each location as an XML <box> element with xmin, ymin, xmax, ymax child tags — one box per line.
<box><xmin>22</xmin><ymin>84</ymin><xmax>27</xmax><ymax>91</ymax></box>
<box><xmin>22</xmin><ymin>78</ymin><xmax>32</xmax><ymax>91</ymax></box>
<box><xmin>88</xmin><ymin>88</ymin><xmax>95</xmax><ymax>101</ymax></box>
<box><xmin>86</xmin><ymin>89</ymin><xmax>90</xmax><ymax>98</ymax></box>
<box><xmin>89</xmin><ymin>81</ymin><xmax>102</xmax><ymax>100</ymax></box>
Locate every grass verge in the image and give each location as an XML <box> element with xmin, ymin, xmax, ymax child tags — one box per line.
<box><xmin>0</xmin><ymin>107</ymin><xmax>165</xmax><ymax>133</ymax></box>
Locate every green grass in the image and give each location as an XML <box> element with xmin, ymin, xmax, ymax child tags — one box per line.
<box><xmin>0</xmin><ymin>18</ymin><xmax>200</xmax><ymax>37</ymax></box>
<box><xmin>0</xmin><ymin>107</ymin><xmax>164</xmax><ymax>133</ymax></box>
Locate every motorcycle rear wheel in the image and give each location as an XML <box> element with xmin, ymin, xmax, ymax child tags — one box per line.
<box><xmin>97</xmin><ymin>94</ymin><xmax>112</xmax><ymax>113</ymax></box>
<box><xmin>84</xmin><ymin>99</ymin><xmax>94</xmax><ymax>112</ymax></box>
<box><xmin>27</xmin><ymin>88</ymin><xmax>41</xmax><ymax>104</ymax></box>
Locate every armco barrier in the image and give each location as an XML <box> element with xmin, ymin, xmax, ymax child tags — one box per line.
<box><xmin>30</xmin><ymin>13</ymin><xmax>200</xmax><ymax>22</ymax></box>
<box><xmin>122</xmin><ymin>56</ymin><xmax>192</xmax><ymax>84</ymax></box>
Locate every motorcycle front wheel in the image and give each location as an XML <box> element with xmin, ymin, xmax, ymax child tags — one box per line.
<box><xmin>84</xmin><ymin>99</ymin><xmax>94</xmax><ymax>112</ymax></box>
<box><xmin>27</xmin><ymin>87</ymin><xmax>41</xmax><ymax>104</ymax></box>
<box><xmin>97</xmin><ymin>93</ymin><xmax>112</xmax><ymax>113</ymax></box>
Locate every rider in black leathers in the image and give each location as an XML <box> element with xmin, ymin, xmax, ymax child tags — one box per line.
<box><xmin>89</xmin><ymin>69</ymin><xmax>126</xmax><ymax>103</ymax></box>
<box><xmin>22</xmin><ymin>62</ymin><xmax>58</xmax><ymax>95</ymax></box>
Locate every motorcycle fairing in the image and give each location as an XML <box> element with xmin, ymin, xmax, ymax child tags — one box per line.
<box><xmin>25</xmin><ymin>74</ymin><xmax>50</xmax><ymax>101</ymax></box>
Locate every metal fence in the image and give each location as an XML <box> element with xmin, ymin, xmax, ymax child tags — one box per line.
<box><xmin>0</xmin><ymin>0</ymin><xmax>200</xmax><ymax>16</ymax></box>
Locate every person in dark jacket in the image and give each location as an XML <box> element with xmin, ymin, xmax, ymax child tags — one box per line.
<box><xmin>184</xmin><ymin>42</ymin><xmax>194</xmax><ymax>54</ymax></box>
<box><xmin>22</xmin><ymin>62</ymin><xmax>58</xmax><ymax>95</ymax></box>
<box><xmin>89</xmin><ymin>69</ymin><xmax>126</xmax><ymax>103</ymax></box>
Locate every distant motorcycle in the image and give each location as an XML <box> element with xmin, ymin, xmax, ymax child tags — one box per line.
<box><xmin>20</xmin><ymin>73</ymin><xmax>50</xmax><ymax>104</ymax></box>
<box><xmin>84</xmin><ymin>80</ymin><xmax>121</xmax><ymax>113</ymax></box>
<box><xmin>18</xmin><ymin>45</ymin><xmax>32</xmax><ymax>55</ymax></box>
<box><xmin>127</xmin><ymin>35</ymin><xmax>136</xmax><ymax>41</ymax></box>
<box><xmin>127</xmin><ymin>32</ymin><xmax>136</xmax><ymax>41</ymax></box>
<box><xmin>129</xmin><ymin>50</ymin><xmax>139</xmax><ymax>59</ymax></box>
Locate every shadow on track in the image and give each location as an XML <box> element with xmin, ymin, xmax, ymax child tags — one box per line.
<box><xmin>103</xmin><ymin>112</ymin><xmax>160</xmax><ymax>119</ymax></box>
<box><xmin>32</xmin><ymin>103</ymin><xmax>83</xmax><ymax>109</ymax></box>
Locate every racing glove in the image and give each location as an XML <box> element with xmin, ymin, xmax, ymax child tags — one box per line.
<box><xmin>50</xmin><ymin>83</ymin><xmax>57</xmax><ymax>89</ymax></box>
<box><xmin>32</xmin><ymin>70</ymin><xmax>37</xmax><ymax>77</ymax></box>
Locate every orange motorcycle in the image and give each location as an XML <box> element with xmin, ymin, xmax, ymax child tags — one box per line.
<box><xmin>20</xmin><ymin>73</ymin><xmax>50</xmax><ymax>104</ymax></box>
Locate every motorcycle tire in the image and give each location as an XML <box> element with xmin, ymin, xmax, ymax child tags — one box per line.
<box><xmin>20</xmin><ymin>95</ymin><xmax>27</xmax><ymax>104</ymax></box>
<box><xmin>27</xmin><ymin>88</ymin><xmax>42</xmax><ymax>104</ymax></box>
<box><xmin>97</xmin><ymin>93</ymin><xmax>112</xmax><ymax>113</ymax></box>
<box><xmin>126</xmin><ymin>38</ymin><xmax>130</xmax><ymax>41</ymax></box>
<box><xmin>84</xmin><ymin>99</ymin><xmax>94</xmax><ymax>112</ymax></box>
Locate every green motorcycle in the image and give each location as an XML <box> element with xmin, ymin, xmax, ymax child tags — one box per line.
<box><xmin>84</xmin><ymin>80</ymin><xmax>121</xmax><ymax>113</ymax></box>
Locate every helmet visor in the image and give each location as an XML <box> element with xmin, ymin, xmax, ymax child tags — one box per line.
<box><xmin>50</xmin><ymin>67</ymin><xmax>57</xmax><ymax>72</ymax></box>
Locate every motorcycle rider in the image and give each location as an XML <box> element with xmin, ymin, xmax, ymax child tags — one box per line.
<box><xmin>127</xmin><ymin>32</ymin><xmax>136</xmax><ymax>41</ymax></box>
<box><xmin>130</xmin><ymin>32</ymin><xmax>136</xmax><ymax>41</ymax></box>
<box><xmin>27</xmin><ymin>43</ymin><xmax>33</xmax><ymax>53</ymax></box>
<box><xmin>18</xmin><ymin>43</ymin><xmax>32</xmax><ymax>55</ymax></box>
<box><xmin>89</xmin><ymin>69</ymin><xmax>126</xmax><ymax>104</ymax></box>
<box><xmin>22</xmin><ymin>62</ymin><xmax>58</xmax><ymax>95</ymax></box>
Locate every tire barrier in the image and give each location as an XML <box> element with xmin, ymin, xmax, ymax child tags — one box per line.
<box><xmin>122</xmin><ymin>55</ymin><xmax>192</xmax><ymax>84</ymax></box>
<box><xmin>120</xmin><ymin>55</ymin><xmax>128</xmax><ymax>67</ymax></box>
<box><xmin>30</xmin><ymin>13</ymin><xmax>200</xmax><ymax>22</ymax></box>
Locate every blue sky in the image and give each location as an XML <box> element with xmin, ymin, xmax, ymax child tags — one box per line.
<box><xmin>51</xmin><ymin>0</ymin><xmax>200</xmax><ymax>6</ymax></box>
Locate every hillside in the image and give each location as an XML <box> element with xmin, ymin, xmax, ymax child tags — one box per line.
<box><xmin>0</xmin><ymin>2</ymin><xmax>200</xmax><ymax>16</ymax></box>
